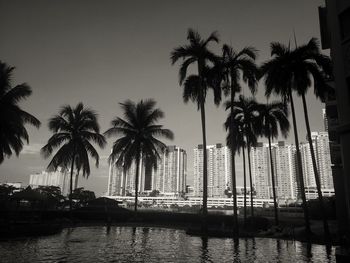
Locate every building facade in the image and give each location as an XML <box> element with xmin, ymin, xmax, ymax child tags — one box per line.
<box><xmin>29</xmin><ymin>167</ymin><xmax>77</xmax><ymax>195</ymax></box>
<box><xmin>107</xmin><ymin>146</ymin><xmax>187</xmax><ymax>196</ymax></box>
<box><xmin>193</xmin><ymin>144</ymin><xmax>231</xmax><ymax>198</ymax></box>
<box><xmin>251</xmin><ymin>141</ymin><xmax>297</xmax><ymax>200</ymax></box>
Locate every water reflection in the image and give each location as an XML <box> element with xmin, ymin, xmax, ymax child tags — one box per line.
<box><xmin>0</xmin><ymin>226</ymin><xmax>336</xmax><ymax>263</ymax></box>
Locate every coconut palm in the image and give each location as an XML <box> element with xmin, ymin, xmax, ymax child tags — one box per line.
<box><xmin>216</xmin><ymin>44</ymin><xmax>258</xmax><ymax>235</ymax></box>
<box><xmin>258</xmin><ymin>102</ymin><xmax>290</xmax><ymax>225</ymax></box>
<box><xmin>104</xmin><ymin>99</ymin><xmax>173</xmax><ymax>212</ymax></box>
<box><xmin>260</xmin><ymin>38</ymin><xmax>331</xmax><ymax>236</ymax></box>
<box><xmin>41</xmin><ymin>103</ymin><xmax>106</xmax><ymax>210</ymax></box>
<box><xmin>225</xmin><ymin>95</ymin><xmax>260</xmax><ymax>219</ymax></box>
<box><xmin>171</xmin><ymin>28</ymin><xmax>219</xmax><ymax>227</ymax></box>
<box><xmin>0</xmin><ymin>61</ymin><xmax>41</xmax><ymax>164</ymax></box>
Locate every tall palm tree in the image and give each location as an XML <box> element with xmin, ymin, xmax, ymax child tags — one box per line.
<box><xmin>171</xmin><ymin>28</ymin><xmax>219</xmax><ymax>227</ymax></box>
<box><xmin>260</xmin><ymin>39</ymin><xmax>331</xmax><ymax>236</ymax></box>
<box><xmin>216</xmin><ymin>44</ymin><xmax>258</xmax><ymax>236</ymax></box>
<box><xmin>258</xmin><ymin>102</ymin><xmax>290</xmax><ymax>225</ymax></box>
<box><xmin>294</xmin><ymin>37</ymin><xmax>332</xmax><ymax>239</ymax></box>
<box><xmin>225</xmin><ymin>95</ymin><xmax>260</xmax><ymax>220</ymax></box>
<box><xmin>0</xmin><ymin>61</ymin><xmax>41</xmax><ymax>164</ymax></box>
<box><xmin>225</xmin><ymin>116</ymin><xmax>248</xmax><ymax>227</ymax></box>
<box><xmin>104</xmin><ymin>99</ymin><xmax>173</xmax><ymax>212</ymax></box>
<box><xmin>41</xmin><ymin>103</ymin><xmax>106</xmax><ymax>210</ymax></box>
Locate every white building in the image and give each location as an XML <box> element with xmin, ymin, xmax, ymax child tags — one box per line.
<box><xmin>152</xmin><ymin>146</ymin><xmax>187</xmax><ymax>195</ymax></box>
<box><xmin>193</xmin><ymin>144</ymin><xmax>231</xmax><ymax>198</ymax></box>
<box><xmin>251</xmin><ymin>141</ymin><xmax>298</xmax><ymax>200</ymax></box>
<box><xmin>29</xmin><ymin>167</ymin><xmax>77</xmax><ymax>195</ymax></box>
<box><xmin>107</xmin><ymin>145</ymin><xmax>187</xmax><ymax>196</ymax></box>
<box><xmin>107</xmin><ymin>159</ymin><xmax>141</xmax><ymax>196</ymax></box>
<box><xmin>250</xmin><ymin>142</ymin><xmax>270</xmax><ymax>199</ymax></box>
<box><xmin>274</xmin><ymin>142</ymin><xmax>298</xmax><ymax>200</ymax></box>
<box><xmin>299</xmin><ymin>132</ymin><xmax>333</xmax><ymax>190</ymax></box>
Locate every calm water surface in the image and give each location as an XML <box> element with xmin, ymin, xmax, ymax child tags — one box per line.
<box><xmin>0</xmin><ymin>226</ymin><xmax>335</xmax><ymax>262</ymax></box>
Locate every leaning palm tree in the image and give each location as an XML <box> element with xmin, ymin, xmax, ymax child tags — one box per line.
<box><xmin>104</xmin><ymin>99</ymin><xmax>173</xmax><ymax>212</ymax></box>
<box><xmin>171</xmin><ymin>28</ymin><xmax>219</xmax><ymax>228</ymax></box>
<box><xmin>260</xmin><ymin>39</ymin><xmax>331</xmax><ymax>237</ymax></box>
<box><xmin>41</xmin><ymin>103</ymin><xmax>106</xmax><ymax>210</ymax></box>
<box><xmin>225</xmin><ymin>95</ymin><xmax>260</xmax><ymax>220</ymax></box>
<box><xmin>216</xmin><ymin>44</ymin><xmax>258</xmax><ymax>236</ymax></box>
<box><xmin>258</xmin><ymin>102</ymin><xmax>290</xmax><ymax>225</ymax></box>
<box><xmin>0</xmin><ymin>61</ymin><xmax>41</xmax><ymax>164</ymax></box>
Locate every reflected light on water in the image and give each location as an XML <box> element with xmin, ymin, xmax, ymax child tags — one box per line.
<box><xmin>0</xmin><ymin>226</ymin><xmax>336</xmax><ymax>263</ymax></box>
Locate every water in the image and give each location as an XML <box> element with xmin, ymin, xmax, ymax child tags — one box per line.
<box><xmin>0</xmin><ymin>226</ymin><xmax>335</xmax><ymax>262</ymax></box>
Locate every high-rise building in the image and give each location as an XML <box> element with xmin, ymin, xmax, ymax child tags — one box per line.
<box><xmin>107</xmin><ymin>146</ymin><xmax>187</xmax><ymax>196</ymax></box>
<box><xmin>299</xmin><ymin>132</ymin><xmax>333</xmax><ymax>190</ymax></box>
<box><xmin>250</xmin><ymin>142</ymin><xmax>270</xmax><ymax>199</ymax></box>
<box><xmin>193</xmin><ymin>144</ymin><xmax>231</xmax><ymax>197</ymax></box>
<box><xmin>251</xmin><ymin>142</ymin><xmax>298</xmax><ymax>200</ymax></box>
<box><xmin>107</xmin><ymin>159</ymin><xmax>141</xmax><ymax>196</ymax></box>
<box><xmin>29</xmin><ymin>167</ymin><xmax>77</xmax><ymax>195</ymax></box>
<box><xmin>314</xmin><ymin>132</ymin><xmax>333</xmax><ymax>189</ymax></box>
<box><xmin>274</xmin><ymin>142</ymin><xmax>298</xmax><ymax>200</ymax></box>
<box><xmin>151</xmin><ymin>146</ymin><xmax>187</xmax><ymax>195</ymax></box>
<box><xmin>323</xmin><ymin>108</ymin><xmax>328</xmax><ymax>131</ymax></box>
<box><xmin>300</xmin><ymin>142</ymin><xmax>317</xmax><ymax>188</ymax></box>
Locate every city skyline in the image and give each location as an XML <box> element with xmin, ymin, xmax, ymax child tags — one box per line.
<box><xmin>0</xmin><ymin>0</ymin><xmax>325</xmax><ymax>195</ymax></box>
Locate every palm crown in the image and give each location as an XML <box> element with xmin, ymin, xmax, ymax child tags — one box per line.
<box><xmin>41</xmin><ymin>103</ymin><xmax>106</xmax><ymax>177</ymax></box>
<box><xmin>258</xmin><ymin>101</ymin><xmax>290</xmax><ymax>140</ymax></box>
<box><xmin>225</xmin><ymin>95</ymin><xmax>261</xmax><ymax>146</ymax></box>
<box><xmin>105</xmin><ymin>99</ymin><xmax>174</xmax><ymax>171</ymax></box>
<box><xmin>260</xmin><ymin>38</ymin><xmax>332</xmax><ymax>100</ymax></box>
<box><xmin>218</xmin><ymin>44</ymin><xmax>259</xmax><ymax>96</ymax></box>
<box><xmin>0</xmin><ymin>61</ymin><xmax>41</xmax><ymax>163</ymax></box>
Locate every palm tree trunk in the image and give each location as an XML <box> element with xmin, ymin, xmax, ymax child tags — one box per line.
<box><xmin>243</xmin><ymin>145</ymin><xmax>247</xmax><ymax>228</ymax></box>
<box><xmin>301</xmin><ymin>93</ymin><xmax>330</xmax><ymax>239</ymax></box>
<box><xmin>268</xmin><ymin>133</ymin><xmax>279</xmax><ymax>225</ymax></box>
<box><xmin>69</xmin><ymin>150</ymin><xmax>76</xmax><ymax>212</ymax></box>
<box><xmin>230</xmin><ymin>87</ymin><xmax>238</xmax><ymax>237</ymax></box>
<box><xmin>198</xmin><ymin>60</ymin><xmax>208</xmax><ymax>232</ymax></box>
<box><xmin>247</xmin><ymin>139</ymin><xmax>254</xmax><ymax>218</ymax></box>
<box><xmin>134</xmin><ymin>153</ymin><xmax>141</xmax><ymax>212</ymax></box>
<box><xmin>289</xmin><ymin>89</ymin><xmax>311</xmax><ymax>235</ymax></box>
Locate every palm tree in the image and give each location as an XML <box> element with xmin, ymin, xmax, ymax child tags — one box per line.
<box><xmin>260</xmin><ymin>39</ymin><xmax>331</xmax><ymax>236</ymax></box>
<box><xmin>41</xmin><ymin>103</ymin><xmax>106</xmax><ymax>210</ymax></box>
<box><xmin>293</xmin><ymin>37</ymin><xmax>332</xmax><ymax>239</ymax></box>
<box><xmin>0</xmin><ymin>61</ymin><xmax>41</xmax><ymax>164</ymax></box>
<box><xmin>104</xmin><ymin>99</ymin><xmax>173</xmax><ymax>212</ymax></box>
<box><xmin>225</xmin><ymin>95</ymin><xmax>260</xmax><ymax>220</ymax></box>
<box><xmin>225</xmin><ymin>116</ymin><xmax>248</xmax><ymax>227</ymax></box>
<box><xmin>258</xmin><ymin>102</ymin><xmax>290</xmax><ymax>225</ymax></box>
<box><xmin>171</xmin><ymin>28</ymin><xmax>219</xmax><ymax>227</ymax></box>
<box><xmin>216</xmin><ymin>44</ymin><xmax>258</xmax><ymax>236</ymax></box>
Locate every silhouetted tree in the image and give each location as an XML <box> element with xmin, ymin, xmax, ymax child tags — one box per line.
<box><xmin>260</xmin><ymin>38</ymin><xmax>331</xmax><ymax>236</ymax></box>
<box><xmin>258</xmin><ymin>101</ymin><xmax>290</xmax><ymax>225</ymax></box>
<box><xmin>105</xmin><ymin>99</ymin><xmax>173</xmax><ymax>212</ymax></box>
<box><xmin>0</xmin><ymin>61</ymin><xmax>41</xmax><ymax>164</ymax></box>
<box><xmin>226</xmin><ymin>96</ymin><xmax>260</xmax><ymax>219</ymax></box>
<box><xmin>171</xmin><ymin>28</ymin><xmax>219</xmax><ymax>229</ymax></box>
<box><xmin>41</xmin><ymin>103</ymin><xmax>106</xmax><ymax>211</ymax></box>
<box><xmin>216</xmin><ymin>44</ymin><xmax>258</xmax><ymax>236</ymax></box>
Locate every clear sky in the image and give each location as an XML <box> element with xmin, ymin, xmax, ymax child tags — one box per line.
<box><xmin>0</xmin><ymin>0</ymin><xmax>326</xmax><ymax>196</ymax></box>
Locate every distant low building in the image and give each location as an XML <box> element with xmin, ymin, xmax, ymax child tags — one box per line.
<box><xmin>29</xmin><ymin>167</ymin><xmax>77</xmax><ymax>196</ymax></box>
